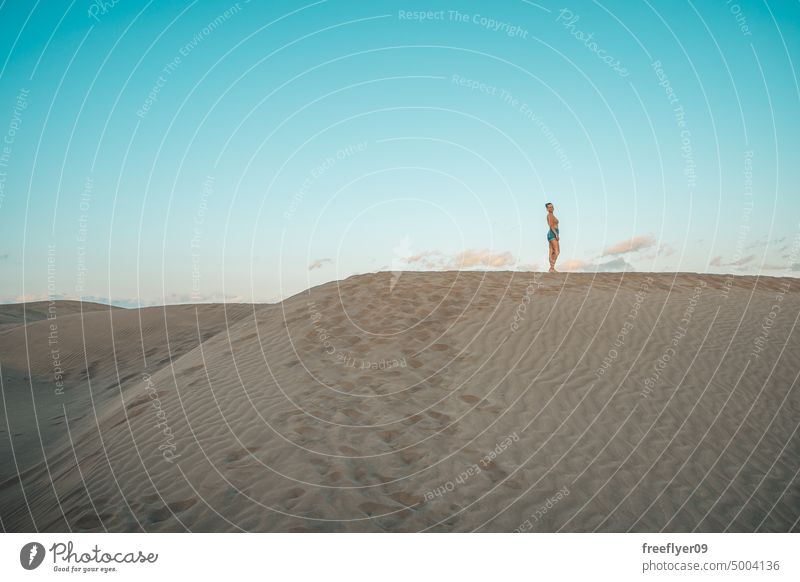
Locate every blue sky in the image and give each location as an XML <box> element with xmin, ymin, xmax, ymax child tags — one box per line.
<box><xmin>0</xmin><ymin>0</ymin><xmax>798</xmax><ymax>306</ymax></box>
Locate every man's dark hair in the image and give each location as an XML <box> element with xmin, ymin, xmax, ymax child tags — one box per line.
<box><xmin>545</xmin><ymin>202</ymin><xmax>552</xmax><ymax>208</ymax></box>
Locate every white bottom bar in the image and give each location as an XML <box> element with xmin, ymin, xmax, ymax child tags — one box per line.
<box><xmin>2</xmin><ymin>533</ymin><xmax>798</xmax><ymax>581</ymax></box>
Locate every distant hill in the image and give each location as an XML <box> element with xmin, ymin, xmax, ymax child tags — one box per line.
<box><xmin>0</xmin><ymin>300</ymin><xmax>120</xmax><ymax>329</ymax></box>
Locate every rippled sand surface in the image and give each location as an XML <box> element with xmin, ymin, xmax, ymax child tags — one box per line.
<box><xmin>2</xmin><ymin>272</ymin><xmax>798</xmax><ymax>532</ymax></box>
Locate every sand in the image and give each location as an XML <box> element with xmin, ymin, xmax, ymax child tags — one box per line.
<box><xmin>1</xmin><ymin>272</ymin><xmax>798</xmax><ymax>532</ymax></box>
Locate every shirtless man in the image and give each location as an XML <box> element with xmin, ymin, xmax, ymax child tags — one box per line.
<box><xmin>546</xmin><ymin>202</ymin><xmax>559</xmax><ymax>272</ymax></box>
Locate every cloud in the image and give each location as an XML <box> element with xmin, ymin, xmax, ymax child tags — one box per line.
<box><xmin>710</xmin><ymin>254</ymin><xmax>756</xmax><ymax>268</ymax></box>
<box><xmin>759</xmin><ymin>262</ymin><xmax>800</xmax><ymax>272</ymax></box>
<box><xmin>402</xmin><ymin>248</ymin><xmax>516</xmax><ymax>270</ymax></box>
<box><xmin>556</xmin><ymin>257</ymin><xmax>635</xmax><ymax>272</ymax></box>
<box><xmin>389</xmin><ymin>246</ymin><xmax>637</xmax><ymax>274</ymax></box>
<box><xmin>732</xmin><ymin>255</ymin><xmax>755</xmax><ymax>266</ymax></box>
<box><xmin>594</xmin><ymin>257</ymin><xmax>635</xmax><ymax>272</ymax></box>
<box><xmin>517</xmin><ymin>262</ymin><xmax>540</xmax><ymax>272</ymax></box>
<box><xmin>559</xmin><ymin>259</ymin><xmax>591</xmax><ymax>272</ymax></box>
<box><xmin>744</xmin><ymin>237</ymin><xmax>768</xmax><ymax>250</ymax></box>
<box><xmin>449</xmin><ymin>249</ymin><xmax>515</xmax><ymax>269</ymax></box>
<box><xmin>405</xmin><ymin>250</ymin><xmax>444</xmax><ymax>269</ymax></box>
<box><xmin>745</xmin><ymin>237</ymin><xmax>788</xmax><ymax>251</ymax></box>
<box><xmin>602</xmin><ymin>235</ymin><xmax>656</xmax><ymax>256</ymax></box>
<box><xmin>308</xmin><ymin>258</ymin><xmax>332</xmax><ymax>271</ymax></box>
<box><xmin>146</xmin><ymin>292</ymin><xmax>249</xmax><ymax>305</ymax></box>
<box><xmin>658</xmin><ymin>244</ymin><xmax>676</xmax><ymax>257</ymax></box>
<box><xmin>642</xmin><ymin>244</ymin><xmax>676</xmax><ymax>260</ymax></box>
<box><xmin>406</xmin><ymin>251</ymin><xmax>442</xmax><ymax>263</ymax></box>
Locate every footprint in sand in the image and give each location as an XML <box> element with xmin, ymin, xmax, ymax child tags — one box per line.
<box><xmin>309</xmin><ymin>458</ymin><xmax>330</xmax><ymax>475</ymax></box>
<box><xmin>358</xmin><ymin>501</ymin><xmax>400</xmax><ymax>517</ymax></box>
<box><xmin>389</xmin><ymin>492</ymin><xmax>424</xmax><ymax>507</ymax></box>
<box><xmin>147</xmin><ymin>498</ymin><xmax>197</xmax><ymax>524</ymax></box>
<box><xmin>282</xmin><ymin>487</ymin><xmax>306</xmax><ymax>509</ymax></box>
<box><xmin>377</xmin><ymin>429</ymin><xmax>400</xmax><ymax>443</ymax></box>
<box><xmin>224</xmin><ymin>446</ymin><xmax>261</xmax><ymax>463</ymax></box>
<box><xmin>399</xmin><ymin>449</ymin><xmax>424</xmax><ymax>464</ymax></box>
<box><xmin>426</xmin><ymin>410</ymin><xmax>451</xmax><ymax>423</ymax></box>
<box><xmin>125</xmin><ymin>395</ymin><xmax>151</xmax><ymax>410</ymax></box>
<box><xmin>413</xmin><ymin>330</ymin><xmax>431</xmax><ymax>341</ymax></box>
<box><xmin>181</xmin><ymin>363</ymin><xmax>206</xmax><ymax>376</ymax></box>
<box><xmin>293</xmin><ymin>426</ymin><xmax>317</xmax><ymax>439</ymax></box>
<box><xmin>74</xmin><ymin>512</ymin><xmax>110</xmax><ymax>530</ymax></box>
<box><xmin>338</xmin><ymin>407</ymin><xmax>364</xmax><ymax>422</ymax></box>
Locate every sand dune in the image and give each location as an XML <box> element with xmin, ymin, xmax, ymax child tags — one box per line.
<box><xmin>0</xmin><ymin>300</ymin><xmax>118</xmax><ymax>330</ymax></box>
<box><xmin>0</xmin><ymin>303</ymin><xmax>255</xmax><ymax>485</ymax></box>
<box><xmin>1</xmin><ymin>273</ymin><xmax>798</xmax><ymax>532</ymax></box>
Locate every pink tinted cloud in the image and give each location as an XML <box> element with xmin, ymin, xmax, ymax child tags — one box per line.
<box><xmin>602</xmin><ymin>235</ymin><xmax>656</xmax><ymax>256</ymax></box>
<box><xmin>559</xmin><ymin>259</ymin><xmax>590</xmax><ymax>272</ymax></box>
<box><xmin>451</xmin><ymin>249</ymin><xmax>515</xmax><ymax>269</ymax></box>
